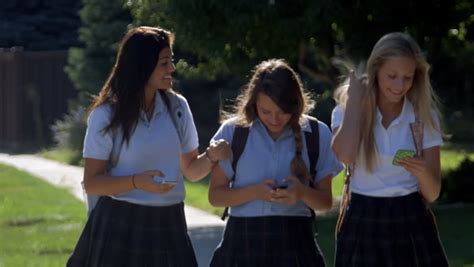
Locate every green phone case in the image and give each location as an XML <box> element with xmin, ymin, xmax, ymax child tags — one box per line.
<box><xmin>392</xmin><ymin>149</ymin><xmax>416</xmax><ymax>166</ymax></box>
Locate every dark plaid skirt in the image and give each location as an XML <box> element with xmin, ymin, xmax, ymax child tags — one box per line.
<box><xmin>67</xmin><ymin>197</ymin><xmax>197</xmax><ymax>267</ymax></box>
<box><xmin>210</xmin><ymin>216</ymin><xmax>326</xmax><ymax>267</ymax></box>
<box><xmin>335</xmin><ymin>192</ymin><xmax>449</xmax><ymax>267</ymax></box>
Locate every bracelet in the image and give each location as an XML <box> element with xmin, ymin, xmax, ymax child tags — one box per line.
<box><xmin>131</xmin><ymin>174</ymin><xmax>137</xmax><ymax>189</ymax></box>
<box><xmin>204</xmin><ymin>149</ymin><xmax>218</xmax><ymax>165</ymax></box>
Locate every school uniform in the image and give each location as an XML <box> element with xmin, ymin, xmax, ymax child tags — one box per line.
<box><xmin>331</xmin><ymin>98</ymin><xmax>449</xmax><ymax>267</ymax></box>
<box><xmin>67</xmin><ymin>94</ymin><xmax>199</xmax><ymax>267</ymax></box>
<box><xmin>209</xmin><ymin>115</ymin><xmax>343</xmax><ymax>267</ymax></box>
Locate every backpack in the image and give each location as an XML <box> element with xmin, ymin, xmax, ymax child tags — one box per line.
<box><xmin>83</xmin><ymin>90</ymin><xmax>185</xmax><ymax>215</ymax></box>
<box><xmin>220</xmin><ymin>116</ymin><xmax>320</xmax><ymax>224</ymax></box>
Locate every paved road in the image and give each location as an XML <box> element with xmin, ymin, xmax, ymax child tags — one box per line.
<box><xmin>0</xmin><ymin>153</ymin><xmax>224</xmax><ymax>267</ymax></box>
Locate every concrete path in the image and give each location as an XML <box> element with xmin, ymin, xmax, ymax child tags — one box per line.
<box><xmin>0</xmin><ymin>153</ymin><xmax>224</xmax><ymax>267</ymax></box>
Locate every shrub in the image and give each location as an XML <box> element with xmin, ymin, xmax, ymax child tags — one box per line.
<box><xmin>441</xmin><ymin>157</ymin><xmax>474</xmax><ymax>203</ymax></box>
<box><xmin>50</xmin><ymin>106</ymin><xmax>87</xmax><ymax>152</ymax></box>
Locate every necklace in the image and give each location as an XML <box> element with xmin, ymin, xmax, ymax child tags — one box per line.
<box><xmin>144</xmin><ymin>101</ymin><xmax>155</xmax><ymax>121</ymax></box>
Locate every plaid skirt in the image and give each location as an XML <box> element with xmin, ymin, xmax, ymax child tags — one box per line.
<box><xmin>335</xmin><ymin>192</ymin><xmax>449</xmax><ymax>267</ymax></box>
<box><xmin>210</xmin><ymin>216</ymin><xmax>326</xmax><ymax>267</ymax></box>
<box><xmin>67</xmin><ymin>197</ymin><xmax>197</xmax><ymax>267</ymax></box>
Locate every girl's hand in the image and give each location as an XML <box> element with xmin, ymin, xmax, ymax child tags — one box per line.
<box><xmin>134</xmin><ymin>170</ymin><xmax>175</xmax><ymax>193</ymax></box>
<box><xmin>206</xmin><ymin>139</ymin><xmax>232</xmax><ymax>162</ymax></box>
<box><xmin>347</xmin><ymin>71</ymin><xmax>365</xmax><ymax>102</ymax></box>
<box><xmin>398</xmin><ymin>156</ymin><xmax>432</xmax><ymax>180</ymax></box>
<box><xmin>254</xmin><ymin>179</ymin><xmax>277</xmax><ymax>202</ymax></box>
<box><xmin>271</xmin><ymin>176</ymin><xmax>304</xmax><ymax>205</ymax></box>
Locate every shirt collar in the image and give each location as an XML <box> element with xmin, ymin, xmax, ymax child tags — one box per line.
<box><xmin>376</xmin><ymin>96</ymin><xmax>414</xmax><ymax>126</ymax></box>
<box><xmin>154</xmin><ymin>91</ymin><xmax>167</xmax><ymax>114</ymax></box>
<box><xmin>139</xmin><ymin>91</ymin><xmax>166</xmax><ymax>120</ymax></box>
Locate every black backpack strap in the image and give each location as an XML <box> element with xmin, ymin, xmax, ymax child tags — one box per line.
<box><xmin>231</xmin><ymin>126</ymin><xmax>250</xmax><ymax>173</ymax></box>
<box><xmin>304</xmin><ymin>117</ymin><xmax>320</xmax><ymax>230</ymax></box>
<box><xmin>221</xmin><ymin>125</ymin><xmax>249</xmax><ymax>221</ymax></box>
<box><xmin>305</xmin><ymin>117</ymin><xmax>320</xmax><ymax>187</ymax></box>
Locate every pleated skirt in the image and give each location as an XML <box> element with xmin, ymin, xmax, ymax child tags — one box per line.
<box><xmin>335</xmin><ymin>192</ymin><xmax>449</xmax><ymax>267</ymax></box>
<box><xmin>67</xmin><ymin>197</ymin><xmax>197</xmax><ymax>267</ymax></box>
<box><xmin>210</xmin><ymin>215</ymin><xmax>326</xmax><ymax>267</ymax></box>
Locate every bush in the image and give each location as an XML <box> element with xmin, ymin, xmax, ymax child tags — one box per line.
<box><xmin>441</xmin><ymin>157</ymin><xmax>474</xmax><ymax>203</ymax></box>
<box><xmin>50</xmin><ymin>106</ymin><xmax>87</xmax><ymax>152</ymax></box>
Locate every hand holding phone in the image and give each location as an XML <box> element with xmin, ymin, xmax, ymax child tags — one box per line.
<box><xmin>392</xmin><ymin>149</ymin><xmax>416</xmax><ymax>166</ymax></box>
<box><xmin>153</xmin><ymin>176</ymin><xmax>178</xmax><ymax>191</ymax></box>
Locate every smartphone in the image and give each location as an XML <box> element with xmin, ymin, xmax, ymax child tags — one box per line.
<box><xmin>274</xmin><ymin>181</ymin><xmax>290</xmax><ymax>190</ymax></box>
<box><xmin>392</xmin><ymin>149</ymin><xmax>416</xmax><ymax>166</ymax></box>
<box><xmin>161</xmin><ymin>181</ymin><xmax>178</xmax><ymax>186</ymax></box>
<box><xmin>153</xmin><ymin>176</ymin><xmax>177</xmax><ymax>186</ymax></box>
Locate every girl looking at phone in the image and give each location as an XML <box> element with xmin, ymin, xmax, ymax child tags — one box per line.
<box><xmin>331</xmin><ymin>32</ymin><xmax>448</xmax><ymax>266</ymax></box>
<box><xmin>208</xmin><ymin>59</ymin><xmax>343</xmax><ymax>266</ymax></box>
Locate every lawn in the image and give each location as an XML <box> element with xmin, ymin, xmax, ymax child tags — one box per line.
<box><xmin>1</xmin><ymin>163</ymin><xmax>473</xmax><ymax>266</ymax></box>
<box><xmin>0</xmin><ymin>164</ymin><xmax>86</xmax><ymax>267</ymax></box>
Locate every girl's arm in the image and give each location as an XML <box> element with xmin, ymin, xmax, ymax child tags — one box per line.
<box><xmin>399</xmin><ymin>146</ymin><xmax>441</xmax><ymax>202</ymax></box>
<box><xmin>180</xmin><ymin>139</ymin><xmax>231</xmax><ymax>182</ymax></box>
<box><xmin>332</xmin><ymin>72</ymin><xmax>364</xmax><ymax>164</ymax></box>
<box><xmin>208</xmin><ymin>164</ymin><xmax>276</xmax><ymax>207</ymax></box>
<box><xmin>83</xmin><ymin>158</ymin><xmax>171</xmax><ymax>195</ymax></box>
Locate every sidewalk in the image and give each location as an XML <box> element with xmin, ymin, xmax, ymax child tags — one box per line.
<box><xmin>0</xmin><ymin>153</ymin><xmax>224</xmax><ymax>267</ymax></box>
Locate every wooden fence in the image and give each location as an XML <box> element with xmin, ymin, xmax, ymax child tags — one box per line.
<box><xmin>0</xmin><ymin>48</ymin><xmax>76</xmax><ymax>151</ymax></box>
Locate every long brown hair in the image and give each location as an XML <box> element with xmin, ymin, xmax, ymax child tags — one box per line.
<box><xmin>223</xmin><ymin>59</ymin><xmax>315</xmax><ymax>183</ymax></box>
<box><xmin>90</xmin><ymin>26</ymin><xmax>175</xmax><ymax>143</ymax></box>
<box><xmin>334</xmin><ymin>32</ymin><xmax>441</xmax><ymax>172</ymax></box>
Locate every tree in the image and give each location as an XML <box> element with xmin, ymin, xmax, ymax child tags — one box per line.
<box><xmin>0</xmin><ymin>0</ymin><xmax>81</xmax><ymax>50</ymax></box>
<box><xmin>129</xmin><ymin>0</ymin><xmax>338</xmax><ymax>84</ymax></box>
<box><xmin>65</xmin><ymin>0</ymin><xmax>132</xmax><ymax>103</ymax></box>
<box><xmin>129</xmin><ymin>0</ymin><xmax>474</xmax><ymax>140</ymax></box>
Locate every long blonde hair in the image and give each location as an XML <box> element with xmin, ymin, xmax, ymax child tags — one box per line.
<box><xmin>222</xmin><ymin>59</ymin><xmax>316</xmax><ymax>183</ymax></box>
<box><xmin>334</xmin><ymin>32</ymin><xmax>441</xmax><ymax>172</ymax></box>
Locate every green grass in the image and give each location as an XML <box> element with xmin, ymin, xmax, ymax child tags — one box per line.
<box><xmin>0</xmin><ymin>164</ymin><xmax>86</xmax><ymax>267</ymax></box>
<box><xmin>440</xmin><ymin>150</ymin><xmax>474</xmax><ymax>175</ymax></box>
<box><xmin>38</xmin><ymin>148</ymin><xmax>83</xmax><ymax>166</ymax></box>
<box><xmin>184</xmin><ymin>177</ymin><xmax>224</xmax><ymax>216</ymax></box>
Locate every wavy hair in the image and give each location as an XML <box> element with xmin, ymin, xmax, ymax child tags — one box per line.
<box><xmin>222</xmin><ymin>59</ymin><xmax>316</xmax><ymax>183</ymax></box>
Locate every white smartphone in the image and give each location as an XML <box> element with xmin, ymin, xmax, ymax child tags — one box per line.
<box><xmin>153</xmin><ymin>176</ymin><xmax>178</xmax><ymax>186</ymax></box>
<box><xmin>161</xmin><ymin>181</ymin><xmax>177</xmax><ymax>186</ymax></box>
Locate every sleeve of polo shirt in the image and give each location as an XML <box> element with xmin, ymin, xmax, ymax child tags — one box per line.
<box><xmin>177</xmin><ymin>95</ymin><xmax>199</xmax><ymax>153</ymax></box>
<box><xmin>422</xmin><ymin>110</ymin><xmax>443</xmax><ymax>149</ymax></box>
<box><xmin>313</xmin><ymin>122</ymin><xmax>344</xmax><ymax>183</ymax></box>
<box><xmin>210</xmin><ymin>119</ymin><xmax>236</xmax><ymax>180</ymax></box>
<box><xmin>83</xmin><ymin>105</ymin><xmax>113</xmax><ymax>160</ymax></box>
<box><xmin>331</xmin><ymin>104</ymin><xmax>344</xmax><ymax>131</ymax></box>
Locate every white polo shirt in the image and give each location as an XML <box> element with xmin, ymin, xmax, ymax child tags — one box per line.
<box><xmin>212</xmin><ymin>115</ymin><xmax>343</xmax><ymax>217</ymax></box>
<box><xmin>331</xmin><ymin>98</ymin><xmax>443</xmax><ymax>197</ymax></box>
<box><xmin>83</xmin><ymin>93</ymin><xmax>199</xmax><ymax>206</ymax></box>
